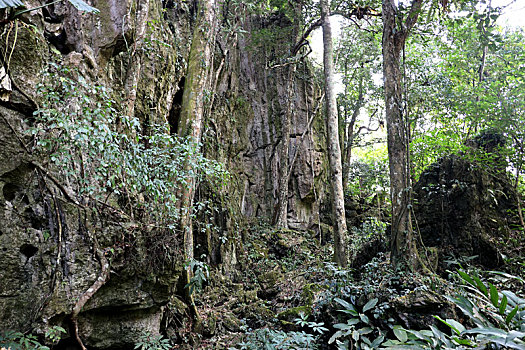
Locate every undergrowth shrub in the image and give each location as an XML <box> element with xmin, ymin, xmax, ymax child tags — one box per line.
<box><xmin>31</xmin><ymin>63</ymin><xmax>228</xmax><ymax>232</ymax></box>
<box><xmin>29</xmin><ymin>63</ymin><xmax>228</xmax><ymax>271</ymax></box>
<box><xmin>0</xmin><ymin>326</ymin><xmax>66</xmax><ymax>350</ymax></box>
<box><xmin>383</xmin><ymin>270</ymin><xmax>525</xmax><ymax>349</ymax></box>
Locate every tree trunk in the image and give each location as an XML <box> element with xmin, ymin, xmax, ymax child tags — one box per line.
<box><xmin>124</xmin><ymin>0</ymin><xmax>150</xmax><ymax>118</ymax></box>
<box><xmin>382</xmin><ymin>0</ymin><xmax>424</xmax><ymax>269</ymax></box>
<box><xmin>178</xmin><ymin>0</ymin><xmax>218</xmax><ymax>316</ymax></box>
<box><xmin>276</xmin><ymin>65</ymin><xmax>296</xmax><ymax>229</ymax></box>
<box><xmin>342</xmin><ymin>79</ymin><xmax>364</xmax><ymax>188</ymax></box>
<box><xmin>321</xmin><ymin>0</ymin><xmax>348</xmax><ymax>267</ymax></box>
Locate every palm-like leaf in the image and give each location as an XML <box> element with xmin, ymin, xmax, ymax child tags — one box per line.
<box><xmin>0</xmin><ymin>0</ymin><xmax>99</xmax><ymax>13</ymax></box>
<box><xmin>67</xmin><ymin>0</ymin><xmax>99</xmax><ymax>13</ymax></box>
<box><xmin>0</xmin><ymin>0</ymin><xmax>25</xmax><ymax>9</ymax></box>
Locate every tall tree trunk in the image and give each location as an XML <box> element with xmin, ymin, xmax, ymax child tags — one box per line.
<box><xmin>382</xmin><ymin>0</ymin><xmax>424</xmax><ymax>269</ymax></box>
<box><xmin>178</xmin><ymin>0</ymin><xmax>218</xmax><ymax>317</ymax></box>
<box><xmin>321</xmin><ymin>0</ymin><xmax>348</xmax><ymax>267</ymax></box>
<box><xmin>276</xmin><ymin>65</ymin><xmax>296</xmax><ymax>229</ymax></box>
<box><xmin>342</xmin><ymin>77</ymin><xmax>364</xmax><ymax>188</ymax></box>
<box><xmin>124</xmin><ymin>0</ymin><xmax>150</xmax><ymax>118</ymax></box>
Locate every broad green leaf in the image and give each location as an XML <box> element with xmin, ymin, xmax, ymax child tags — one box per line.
<box><xmin>335</xmin><ymin>297</ymin><xmax>356</xmax><ymax>312</ymax></box>
<box><xmin>371</xmin><ymin>334</ymin><xmax>385</xmax><ymax>348</ymax></box>
<box><xmin>506</xmin><ymin>306</ymin><xmax>519</xmax><ymax>325</ymax></box>
<box><xmin>363</xmin><ymin>298</ymin><xmax>378</xmax><ymax>313</ymax></box>
<box><xmin>393</xmin><ymin>326</ymin><xmax>408</xmax><ymax>342</ymax></box>
<box><xmin>488</xmin><ymin>271</ymin><xmax>525</xmax><ymax>284</ymax></box>
<box><xmin>360</xmin><ymin>313</ymin><xmax>370</xmax><ymax>324</ymax></box>
<box><xmin>452</xmin><ymin>337</ymin><xmax>473</xmax><ymax>346</ymax></box>
<box><xmin>458</xmin><ymin>269</ymin><xmax>476</xmax><ymax>286</ymax></box>
<box><xmin>489</xmin><ymin>283</ymin><xmax>499</xmax><ymax>308</ymax></box>
<box><xmin>471</xmin><ymin>273</ymin><xmax>488</xmax><ymax>296</ymax></box>
<box><xmin>499</xmin><ymin>294</ymin><xmax>508</xmax><ymax>315</ymax></box>
<box><xmin>359</xmin><ymin>327</ymin><xmax>373</xmax><ymax>335</ymax></box>
<box><xmin>435</xmin><ymin>316</ymin><xmax>457</xmax><ymax>334</ymax></box>
<box><xmin>68</xmin><ymin>0</ymin><xmax>99</xmax><ymax>13</ymax></box>
<box><xmin>328</xmin><ymin>330</ymin><xmax>343</xmax><ymax>344</ymax></box>
<box><xmin>0</xmin><ymin>0</ymin><xmax>25</xmax><ymax>8</ymax></box>
<box><xmin>463</xmin><ymin>327</ymin><xmax>507</xmax><ymax>337</ymax></box>
<box><xmin>483</xmin><ymin>337</ymin><xmax>525</xmax><ymax>350</ymax></box>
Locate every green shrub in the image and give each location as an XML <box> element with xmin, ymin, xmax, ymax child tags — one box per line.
<box><xmin>30</xmin><ymin>63</ymin><xmax>228</xmax><ymax>235</ymax></box>
<box><xmin>382</xmin><ymin>270</ymin><xmax>525</xmax><ymax>349</ymax></box>
<box><xmin>134</xmin><ymin>332</ymin><xmax>172</xmax><ymax>350</ymax></box>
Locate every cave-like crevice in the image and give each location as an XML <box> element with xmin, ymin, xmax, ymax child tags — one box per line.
<box><xmin>168</xmin><ymin>77</ymin><xmax>185</xmax><ymax>135</ymax></box>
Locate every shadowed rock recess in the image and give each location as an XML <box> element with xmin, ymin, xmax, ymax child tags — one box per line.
<box><xmin>0</xmin><ymin>1</ymin><xmax>328</xmax><ymax>348</ymax></box>
<box><xmin>413</xmin><ymin>155</ymin><xmax>520</xmax><ymax>271</ymax></box>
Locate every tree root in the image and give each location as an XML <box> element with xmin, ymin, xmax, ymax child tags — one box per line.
<box><xmin>69</xmin><ymin>243</ymin><xmax>110</xmax><ymax>350</ymax></box>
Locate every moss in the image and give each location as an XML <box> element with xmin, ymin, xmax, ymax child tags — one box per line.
<box><xmin>301</xmin><ymin>283</ymin><xmax>323</xmax><ymax>307</ymax></box>
<box><xmin>273</xmin><ymin>229</ymin><xmax>305</xmax><ymax>250</ymax></box>
<box><xmin>222</xmin><ymin>313</ymin><xmax>241</xmax><ymax>332</ymax></box>
<box><xmin>277</xmin><ymin>305</ymin><xmax>311</xmax><ymax>321</ymax></box>
<box><xmin>194</xmin><ymin>313</ymin><xmax>217</xmax><ymax>336</ymax></box>
<box><xmin>258</xmin><ymin>270</ymin><xmax>282</xmax><ymax>289</ymax></box>
<box><xmin>237</xmin><ymin>301</ymin><xmax>274</xmax><ymax>321</ymax></box>
<box><xmin>251</xmin><ymin>239</ymin><xmax>269</xmax><ymax>258</ymax></box>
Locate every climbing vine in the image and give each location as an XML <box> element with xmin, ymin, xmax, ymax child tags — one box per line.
<box><xmin>30</xmin><ymin>63</ymin><xmax>229</xmax><ymax>235</ymax></box>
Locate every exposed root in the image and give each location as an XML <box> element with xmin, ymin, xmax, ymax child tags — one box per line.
<box><xmin>70</xmin><ymin>241</ymin><xmax>110</xmax><ymax>350</ymax></box>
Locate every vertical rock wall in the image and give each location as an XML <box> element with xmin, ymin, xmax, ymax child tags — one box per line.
<box><xmin>207</xmin><ymin>13</ymin><xmax>327</xmax><ymax>232</ymax></box>
<box><xmin>0</xmin><ymin>1</ymin><xmax>327</xmax><ymax>347</ymax></box>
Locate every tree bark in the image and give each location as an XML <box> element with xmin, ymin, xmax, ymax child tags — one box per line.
<box><xmin>382</xmin><ymin>0</ymin><xmax>424</xmax><ymax>269</ymax></box>
<box><xmin>276</xmin><ymin>65</ymin><xmax>296</xmax><ymax>229</ymax></box>
<box><xmin>178</xmin><ymin>0</ymin><xmax>218</xmax><ymax>317</ymax></box>
<box><xmin>342</xmin><ymin>77</ymin><xmax>364</xmax><ymax>188</ymax></box>
<box><xmin>124</xmin><ymin>0</ymin><xmax>150</xmax><ymax>118</ymax></box>
<box><xmin>321</xmin><ymin>0</ymin><xmax>348</xmax><ymax>267</ymax></box>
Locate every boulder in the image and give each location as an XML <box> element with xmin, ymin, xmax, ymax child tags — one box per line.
<box><xmin>413</xmin><ymin>155</ymin><xmax>519</xmax><ymax>270</ymax></box>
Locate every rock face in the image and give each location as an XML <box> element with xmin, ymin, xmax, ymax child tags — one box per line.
<box><xmin>413</xmin><ymin>155</ymin><xmax>519</xmax><ymax>270</ymax></box>
<box><xmin>205</xmin><ymin>14</ymin><xmax>327</xmax><ymax>231</ymax></box>
<box><xmin>0</xmin><ymin>1</ymin><xmax>327</xmax><ymax>347</ymax></box>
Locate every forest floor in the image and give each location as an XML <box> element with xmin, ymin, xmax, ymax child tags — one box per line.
<box><xmin>166</xmin><ymin>220</ymin><xmax>525</xmax><ymax>349</ymax></box>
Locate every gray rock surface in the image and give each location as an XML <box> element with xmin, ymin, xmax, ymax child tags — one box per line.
<box><xmin>0</xmin><ymin>1</ymin><xmax>327</xmax><ymax>347</ymax></box>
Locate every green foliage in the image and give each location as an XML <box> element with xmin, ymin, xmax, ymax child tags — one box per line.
<box><xmin>0</xmin><ymin>326</ymin><xmax>66</xmax><ymax>349</ymax></box>
<box><xmin>347</xmin><ymin>159</ymin><xmax>389</xmax><ymax>201</ymax></box>
<box><xmin>382</xmin><ymin>270</ymin><xmax>525</xmax><ymax>349</ymax></box>
<box><xmin>329</xmin><ymin>297</ymin><xmax>385</xmax><ymax>350</ymax></box>
<box><xmin>134</xmin><ymin>332</ymin><xmax>172</xmax><ymax>350</ymax></box>
<box><xmin>294</xmin><ymin>312</ymin><xmax>328</xmax><ymax>335</ymax></box>
<box><xmin>349</xmin><ymin>217</ymin><xmax>387</xmax><ymax>258</ymax></box>
<box><xmin>406</xmin><ymin>17</ymin><xmax>525</xmax><ymax>181</ymax></box>
<box><xmin>233</xmin><ymin>327</ymin><xmax>320</xmax><ymax>350</ymax></box>
<box><xmin>2</xmin><ymin>0</ymin><xmax>99</xmax><ymax>15</ymax></box>
<box><xmin>0</xmin><ymin>0</ymin><xmax>24</xmax><ymax>9</ymax></box>
<box><xmin>30</xmin><ymin>63</ymin><xmax>228</xmax><ymax>237</ymax></box>
<box><xmin>232</xmin><ymin>299</ymin><xmax>327</xmax><ymax>349</ymax></box>
<box><xmin>44</xmin><ymin>326</ymin><xmax>66</xmax><ymax>344</ymax></box>
<box><xmin>184</xmin><ymin>259</ymin><xmax>210</xmax><ymax>295</ymax></box>
<box><xmin>66</xmin><ymin>0</ymin><xmax>99</xmax><ymax>13</ymax></box>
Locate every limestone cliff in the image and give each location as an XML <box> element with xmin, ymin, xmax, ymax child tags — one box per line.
<box><xmin>0</xmin><ymin>1</ymin><xmax>327</xmax><ymax>347</ymax></box>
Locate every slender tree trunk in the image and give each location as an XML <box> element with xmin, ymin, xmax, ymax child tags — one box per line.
<box><xmin>178</xmin><ymin>0</ymin><xmax>218</xmax><ymax>317</ymax></box>
<box><xmin>276</xmin><ymin>65</ymin><xmax>296</xmax><ymax>229</ymax></box>
<box><xmin>342</xmin><ymin>81</ymin><xmax>364</xmax><ymax>188</ymax></box>
<box><xmin>124</xmin><ymin>0</ymin><xmax>150</xmax><ymax>118</ymax></box>
<box><xmin>514</xmin><ymin>166</ymin><xmax>525</xmax><ymax>230</ymax></box>
<box><xmin>382</xmin><ymin>0</ymin><xmax>424</xmax><ymax>269</ymax></box>
<box><xmin>321</xmin><ymin>0</ymin><xmax>348</xmax><ymax>267</ymax></box>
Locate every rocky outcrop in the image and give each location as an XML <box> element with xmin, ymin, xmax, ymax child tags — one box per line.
<box><xmin>205</xmin><ymin>13</ymin><xmax>328</xmax><ymax>232</ymax></box>
<box><xmin>413</xmin><ymin>155</ymin><xmax>520</xmax><ymax>270</ymax></box>
<box><xmin>0</xmin><ymin>1</ymin><xmax>327</xmax><ymax>348</ymax></box>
